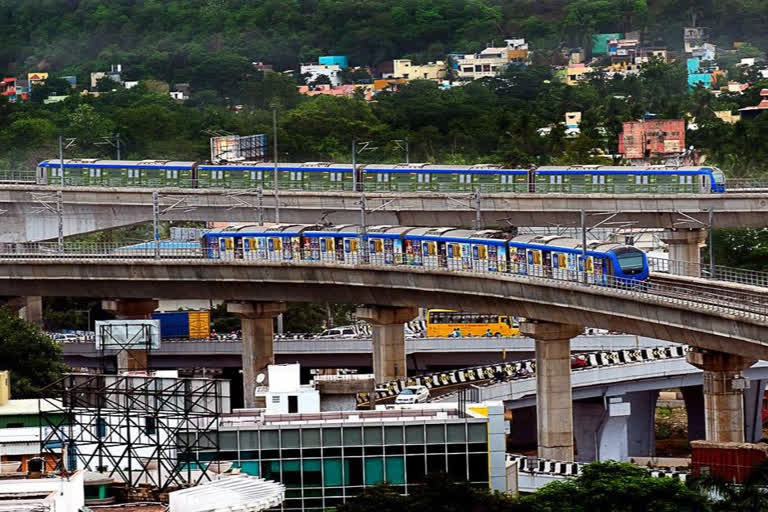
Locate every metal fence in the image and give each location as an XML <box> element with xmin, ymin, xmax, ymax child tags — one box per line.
<box><xmin>648</xmin><ymin>256</ymin><xmax>768</xmax><ymax>288</ymax></box>
<box><xmin>0</xmin><ymin>169</ymin><xmax>37</xmax><ymax>183</ymax></box>
<box><xmin>2</xmin><ymin>241</ymin><xmax>767</xmax><ymax>320</ymax></box>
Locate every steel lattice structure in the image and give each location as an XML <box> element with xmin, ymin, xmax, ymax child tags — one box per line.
<box><xmin>38</xmin><ymin>372</ymin><xmax>228</xmax><ymax>490</ymax></box>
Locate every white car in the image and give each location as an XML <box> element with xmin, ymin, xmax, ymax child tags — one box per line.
<box><xmin>395</xmin><ymin>385</ymin><xmax>430</xmax><ymax>404</ymax></box>
<box><xmin>53</xmin><ymin>333</ymin><xmax>80</xmax><ymax>343</ymax></box>
<box><xmin>316</xmin><ymin>327</ymin><xmax>358</xmax><ymax>339</ymax></box>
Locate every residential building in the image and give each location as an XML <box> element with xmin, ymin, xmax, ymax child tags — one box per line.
<box><xmin>565</xmin><ymin>64</ymin><xmax>594</xmax><ymax>85</ymax></box>
<box><xmin>684</xmin><ymin>27</ymin><xmax>708</xmax><ymax>54</ymax></box>
<box><xmin>727</xmin><ymin>81</ymin><xmax>750</xmax><ymax>94</ymax></box>
<box><xmin>300</xmin><ymin>63</ymin><xmax>342</xmax><ymax>87</ymax></box>
<box><xmin>636</xmin><ymin>47</ymin><xmax>669</xmax><ymax>64</ymax></box>
<box><xmin>253</xmin><ymin>61</ymin><xmax>274</xmax><ymax>73</ymax></box>
<box><xmin>318</xmin><ymin>56</ymin><xmax>348</xmax><ymax>70</ymax></box>
<box><xmin>592</xmin><ymin>33</ymin><xmax>622</xmax><ymax>56</ymax></box>
<box><xmin>373</xmin><ymin>78</ymin><xmax>407</xmax><ymax>92</ymax></box>
<box><xmin>90</xmin><ymin>64</ymin><xmax>123</xmax><ymax>89</ymax></box>
<box><xmin>0</xmin><ymin>77</ymin><xmax>29</xmax><ymax>103</ymax></box>
<box><xmin>384</xmin><ymin>59</ymin><xmax>446</xmax><ymax>80</ymax></box>
<box><xmin>714</xmin><ymin>110</ymin><xmax>741</xmax><ymax>124</ymax></box>
<box><xmin>27</xmin><ymin>72</ymin><xmax>48</xmax><ymax>86</ymax></box>
<box><xmin>608</xmin><ymin>38</ymin><xmax>640</xmax><ymax>64</ymax></box>
<box><xmin>738</xmin><ymin>88</ymin><xmax>768</xmax><ymax>120</ymax></box>
<box><xmin>298</xmin><ymin>84</ymin><xmax>374</xmax><ymax>101</ymax></box>
<box><xmin>691</xmin><ymin>43</ymin><xmax>716</xmax><ymax>62</ymax></box>
<box><xmin>0</xmin><ymin>371</ymin><xmax>64</xmax><ymax>472</ymax></box>
<box><xmin>253</xmin><ymin>364</ymin><xmax>320</xmax><ymax>414</ymax></box>
<box><xmin>618</xmin><ymin>119</ymin><xmax>686</xmax><ymax>161</ymax></box>
<box><xmin>455</xmin><ymin>51</ymin><xmax>507</xmax><ymax>80</ymax></box>
<box><xmin>0</xmin><ymin>469</ymin><xmax>85</xmax><ymax>511</ymax></box>
<box><xmin>202</xmin><ymin>402</ymin><xmax>506</xmax><ymax>511</ymax></box>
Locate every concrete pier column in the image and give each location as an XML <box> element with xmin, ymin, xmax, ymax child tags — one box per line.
<box><xmin>681</xmin><ymin>385</ymin><xmax>706</xmax><ymax>442</ymax></box>
<box><xmin>102</xmin><ymin>299</ymin><xmax>159</xmax><ymax>371</ymax></box>
<box><xmin>227</xmin><ymin>301</ymin><xmax>286</xmax><ymax>408</ymax></box>
<box><xmin>687</xmin><ymin>349</ymin><xmax>756</xmax><ymax>443</ymax></box>
<box><xmin>356</xmin><ymin>306</ymin><xmax>418</xmax><ymax>383</ymax></box>
<box><xmin>0</xmin><ymin>296</ymin><xmax>43</xmax><ymax>327</ymax></box>
<box><xmin>20</xmin><ymin>296</ymin><xmax>43</xmax><ymax>328</ymax></box>
<box><xmin>521</xmin><ymin>321</ymin><xmax>583</xmax><ymax>461</ymax></box>
<box><xmin>743</xmin><ymin>379</ymin><xmax>767</xmax><ymax>443</ymax></box>
<box><xmin>660</xmin><ymin>229</ymin><xmax>707</xmax><ymax>276</ymax></box>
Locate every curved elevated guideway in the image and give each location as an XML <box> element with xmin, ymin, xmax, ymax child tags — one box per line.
<box><xmin>3</xmin><ymin>249</ymin><xmax>767</xmax><ymax>459</ymax></box>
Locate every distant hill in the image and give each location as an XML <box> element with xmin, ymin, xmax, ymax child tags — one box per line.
<box><xmin>1</xmin><ymin>0</ymin><xmax>765</xmax><ymax>84</ymax></box>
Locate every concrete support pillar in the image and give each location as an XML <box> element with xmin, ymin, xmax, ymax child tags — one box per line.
<box><xmin>20</xmin><ymin>296</ymin><xmax>43</xmax><ymax>328</ymax></box>
<box><xmin>743</xmin><ymin>379</ymin><xmax>767</xmax><ymax>443</ymax></box>
<box><xmin>0</xmin><ymin>296</ymin><xmax>43</xmax><ymax>327</ymax></box>
<box><xmin>356</xmin><ymin>306</ymin><xmax>418</xmax><ymax>383</ymax></box>
<box><xmin>681</xmin><ymin>385</ymin><xmax>706</xmax><ymax>442</ymax></box>
<box><xmin>660</xmin><ymin>229</ymin><xmax>707</xmax><ymax>276</ymax></box>
<box><xmin>521</xmin><ymin>321</ymin><xmax>582</xmax><ymax>461</ymax></box>
<box><xmin>102</xmin><ymin>299</ymin><xmax>159</xmax><ymax>372</ymax></box>
<box><xmin>687</xmin><ymin>349</ymin><xmax>756</xmax><ymax>443</ymax></box>
<box><xmin>626</xmin><ymin>390</ymin><xmax>659</xmax><ymax>457</ymax></box>
<box><xmin>227</xmin><ymin>301</ymin><xmax>286</xmax><ymax>409</ymax></box>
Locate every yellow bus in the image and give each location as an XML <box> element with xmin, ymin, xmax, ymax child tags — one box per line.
<box><xmin>426</xmin><ymin>309</ymin><xmax>520</xmax><ymax>338</ymax></box>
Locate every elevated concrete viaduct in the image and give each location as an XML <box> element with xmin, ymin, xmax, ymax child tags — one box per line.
<box><xmin>2</xmin><ymin>185</ymin><xmax>768</xmax><ymax>241</ymax></box>
<box><xmin>3</xmin><ymin>258</ymin><xmax>767</xmax><ymax>459</ymax></box>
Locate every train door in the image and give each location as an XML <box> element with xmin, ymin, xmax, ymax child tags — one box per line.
<box><xmin>528</xmin><ymin>168</ymin><xmax>536</xmax><ymax>193</ymax></box>
<box><xmin>234</xmin><ymin>237</ymin><xmax>244</xmax><ymax>259</ymax></box>
<box><xmin>255</xmin><ymin>237</ymin><xmax>268</xmax><ymax>260</ymax></box>
<box><xmin>267</xmin><ymin>237</ymin><xmax>282</xmax><ymax>261</ymax></box>
<box><xmin>242</xmin><ymin>237</ymin><xmax>254</xmax><ymax>260</ymax></box>
<box><xmin>392</xmin><ymin>238</ymin><xmax>404</xmax><ymax>264</ymax></box>
<box><xmin>383</xmin><ymin>238</ymin><xmax>395</xmax><ymax>264</ymax></box>
<box><xmin>219</xmin><ymin>237</ymin><xmax>235</xmax><ymax>261</ymax></box>
<box><xmin>422</xmin><ymin>240</ymin><xmax>437</xmax><ymax>267</ymax></box>
<box><xmin>445</xmin><ymin>242</ymin><xmax>461</xmax><ymax>270</ymax></box>
<box><xmin>472</xmin><ymin>244</ymin><xmax>485</xmax><ymax>272</ymax></box>
<box><xmin>320</xmin><ymin>237</ymin><xmax>335</xmax><ymax>263</ymax></box>
<box><xmin>496</xmin><ymin>245</ymin><xmax>507</xmax><ymax>273</ymax></box>
<box><xmin>344</xmin><ymin>237</ymin><xmax>359</xmax><ymax>264</ymax></box>
<box><xmin>527</xmin><ymin>249</ymin><xmax>543</xmax><ymax>277</ymax></box>
<box><xmin>551</xmin><ymin>252</ymin><xmax>568</xmax><ymax>280</ymax></box>
<box><xmin>334</xmin><ymin>237</ymin><xmax>345</xmax><ymax>262</ymax></box>
<box><xmin>437</xmin><ymin>242</ymin><xmax>447</xmax><ymax>268</ymax></box>
<box><xmin>369</xmin><ymin>238</ymin><xmax>384</xmax><ymax>265</ymax></box>
<box><xmin>282</xmin><ymin>236</ymin><xmax>294</xmax><ymax>261</ymax></box>
<box><xmin>37</xmin><ymin>165</ymin><xmax>47</xmax><ymax>184</ymax></box>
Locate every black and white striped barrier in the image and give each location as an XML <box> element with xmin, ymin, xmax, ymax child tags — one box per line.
<box><xmin>356</xmin><ymin>345</ymin><xmax>688</xmax><ymax>407</ymax></box>
<box><xmin>506</xmin><ymin>454</ymin><xmax>688</xmax><ymax>482</ymax></box>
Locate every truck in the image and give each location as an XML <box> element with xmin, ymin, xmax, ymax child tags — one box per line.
<box><xmin>151</xmin><ymin>311</ymin><xmax>210</xmax><ymax>340</ymax></box>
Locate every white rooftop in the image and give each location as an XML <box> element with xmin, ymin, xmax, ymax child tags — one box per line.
<box><xmin>169</xmin><ymin>474</ymin><xmax>285</xmax><ymax>512</ymax></box>
<box><xmin>0</xmin><ymin>399</ymin><xmax>62</xmax><ymax>416</ymax></box>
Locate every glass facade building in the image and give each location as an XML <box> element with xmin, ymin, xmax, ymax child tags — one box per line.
<box><xmin>189</xmin><ymin>405</ymin><xmax>506</xmax><ymax>511</ymax></box>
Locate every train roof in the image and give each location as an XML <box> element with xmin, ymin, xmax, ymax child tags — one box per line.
<box><xmin>39</xmin><ymin>159</ymin><xmax>196</xmax><ymax>168</ymax></box>
<box><xmin>536</xmin><ymin>165</ymin><xmax>717</xmax><ymax>174</ymax></box>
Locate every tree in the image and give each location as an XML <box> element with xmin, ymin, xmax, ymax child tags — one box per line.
<box><xmin>517</xmin><ymin>461</ymin><xmax>709</xmax><ymax>512</ymax></box>
<box><xmin>67</xmin><ymin>104</ymin><xmax>115</xmax><ymax>144</ymax></box>
<box><xmin>0</xmin><ymin>307</ymin><xmax>66</xmax><ymax>398</ymax></box>
<box><xmin>95</xmin><ymin>76</ymin><xmax>121</xmax><ymax>92</ymax></box>
<box><xmin>689</xmin><ymin>460</ymin><xmax>768</xmax><ymax>512</ymax></box>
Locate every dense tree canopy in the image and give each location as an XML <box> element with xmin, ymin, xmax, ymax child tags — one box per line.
<box><xmin>0</xmin><ymin>306</ymin><xmax>66</xmax><ymax>398</ymax></box>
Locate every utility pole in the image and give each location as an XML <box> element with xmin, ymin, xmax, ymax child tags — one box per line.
<box><xmin>404</xmin><ymin>137</ymin><xmax>409</xmax><ymax>164</ymax></box>
<box><xmin>351</xmin><ymin>138</ymin><xmax>357</xmax><ymax>192</ymax></box>
<box><xmin>116</xmin><ymin>133</ymin><xmax>121</xmax><ymax>160</ymax></box>
<box><xmin>474</xmin><ymin>188</ymin><xmax>482</xmax><ymax>230</ymax></box>
<box><xmin>152</xmin><ymin>191</ymin><xmax>160</xmax><ymax>260</ymax></box>
<box><xmin>56</xmin><ymin>190</ymin><xmax>63</xmax><ymax>251</ymax></box>
<box><xmin>58</xmin><ymin>136</ymin><xmax>65</xmax><ymax>187</ymax></box>
<box><xmin>580</xmin><ymin>209</ymin><xmax>588</xmax><ymax>285</ymax></box>
<box><xmin>272</xmin><ymin>105</ymin><xmax>280</xmax><ymax>224</ymax></box>
<box><xmin>708</xmin><ymin>208</ymin><xmax>715</xmax><ymax>278</ymax></box>
<box><xmin>359</xmin><ymin>193</ymin><xmax>368</xmax><ymax>263</ymax></box>
<box><xmin>257</xmin><ymin>187</ymin><xmax>264</xmax><ymax>226</ymax></box>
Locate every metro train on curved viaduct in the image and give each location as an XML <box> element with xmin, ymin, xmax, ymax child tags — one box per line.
<box><xmin>33</xmin><ymin>159</ymin><xmax>726</xmax><ymax>194</ymax></box>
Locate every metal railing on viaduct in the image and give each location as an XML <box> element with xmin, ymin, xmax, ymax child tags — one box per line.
<box><xmin>2</xmin><ymin>243</ymin><xmax>768</xmax><ymax>361</ymax></box>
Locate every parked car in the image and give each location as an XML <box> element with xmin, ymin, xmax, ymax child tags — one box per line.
<box><xmin>395</xmin><ymin>385</ymin><xmax>430</xmax><ymax>404</ymax></box>
<box><xmin>316</xmin><ymin>327</ymin><xmax>358</xmax><ymax>339</ymax></box>
<box><xmin>570</xmin><ymin>354</ymin><xmax>589</xmax><ymax>369</ymax></box>
<box><xmin>53</xmin><ymin>333</ymin><xmax>80</xmax><ymax>343</ymax></box>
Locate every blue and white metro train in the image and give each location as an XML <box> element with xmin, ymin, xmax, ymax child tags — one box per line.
<box><xmin>202</xmin><ymin>224</ymin><xmax>649</xmax><ymax>285</ymax></box>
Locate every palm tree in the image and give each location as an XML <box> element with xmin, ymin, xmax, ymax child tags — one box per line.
<box><xmin>688</xmin><ymin>459</ymin><xmax>768</xmax><ymax>511</ymax></box>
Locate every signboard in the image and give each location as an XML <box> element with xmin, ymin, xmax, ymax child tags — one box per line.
<box><xmin>210</xmin><ymin>134</ymin><xmax>267</xmax><ymax>163</ymax></box>
<box><xmin>95</xmin><ymin>320</ymin><xmax>161</xmax><ymax>350</ymax></box>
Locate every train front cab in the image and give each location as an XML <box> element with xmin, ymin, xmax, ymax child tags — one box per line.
<box><xmin>602</xmin><ymin>244</ymin><xmax>649</xmax><ymax>285</ymax></box>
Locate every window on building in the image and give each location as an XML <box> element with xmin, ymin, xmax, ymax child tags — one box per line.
<box><xmin>144</xmin><ymin>416</ymin><xmax>156</xmax><ymax>436</ymax></box>
<box><xmin>385</xmin><ymin>456</ymin><xmax>406</xmax><ymax>484</ymax></box>
<box><xmin>302</xmin><ymin>459</ymin><xmax>322</xmax><ymax>487</ymax></box>
<box><xmin>323</xmin><ymin>458</ymin><xmax>343</xmax><ymax>487</ymax></box>
<box><xmin>323</xmin><ymin>428</ymin><xmax>341</xmax><ymax>447</ymax></box>
<box><xmin>281</xmin><ymin>429</ymin><xmax>300</xmax><ymax>449</ymax></box>
<box><xmin>343</xmin><ymin>427</ymin><xmax>362</xmax><ymax>446</ymax></box>
<box><xmin>365</xmin><ymin>457</ymin><xmax>385</xmax><ymax>485</ymax></box>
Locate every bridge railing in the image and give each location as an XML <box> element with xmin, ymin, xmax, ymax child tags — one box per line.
<box><xmin>648</xmin><ymin>256</ymin><xmax>768</xmax><ymax>288</ymax></box>
<box><xmin>2</xmin><ymin>241</ymin><xmax>767</xmax><ymax>319</ymax></box>
<box><xmin>0</xmin><ymin>169</ymin><xmax>36</xmax><ymax>183</ymax></box>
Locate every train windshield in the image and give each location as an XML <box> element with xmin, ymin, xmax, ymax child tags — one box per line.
<box><xmin>711</xmin><ymin>168</ymin><xmax>725</xmax><ymax>185</ymax></box>
<box><xmin>614</xmin><ymin>248</ymin><xmax>645</xmax><ymax>274</ymax></box>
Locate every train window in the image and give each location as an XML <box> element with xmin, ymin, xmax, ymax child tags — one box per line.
<box><xmin>549</xmin><ymin>175</ymin><xmax>563</xmax><ymax>184</ymax></box>
<box><xmin>592</xmin><ymin>175</ymin><xmax>599</xmax><ymax>184</ymax></box>
<box><xmin>296</xmin><ymin>171</ymin><xmax>302</xmax><ymax>180</ymax></box>
<box><xmin>634</xmin><ymin>175</ymin><xmax>641</xmax><ymax>184</ymax></box>
<box><xmin>643</xmin><ymin>176</ymin><xmax>649</xmax><ymax>184</ymax></box>
<box><xmin>290</xmin><ymin>171</ymin><xmax>295</xmax><ymax>180</ymax></box>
